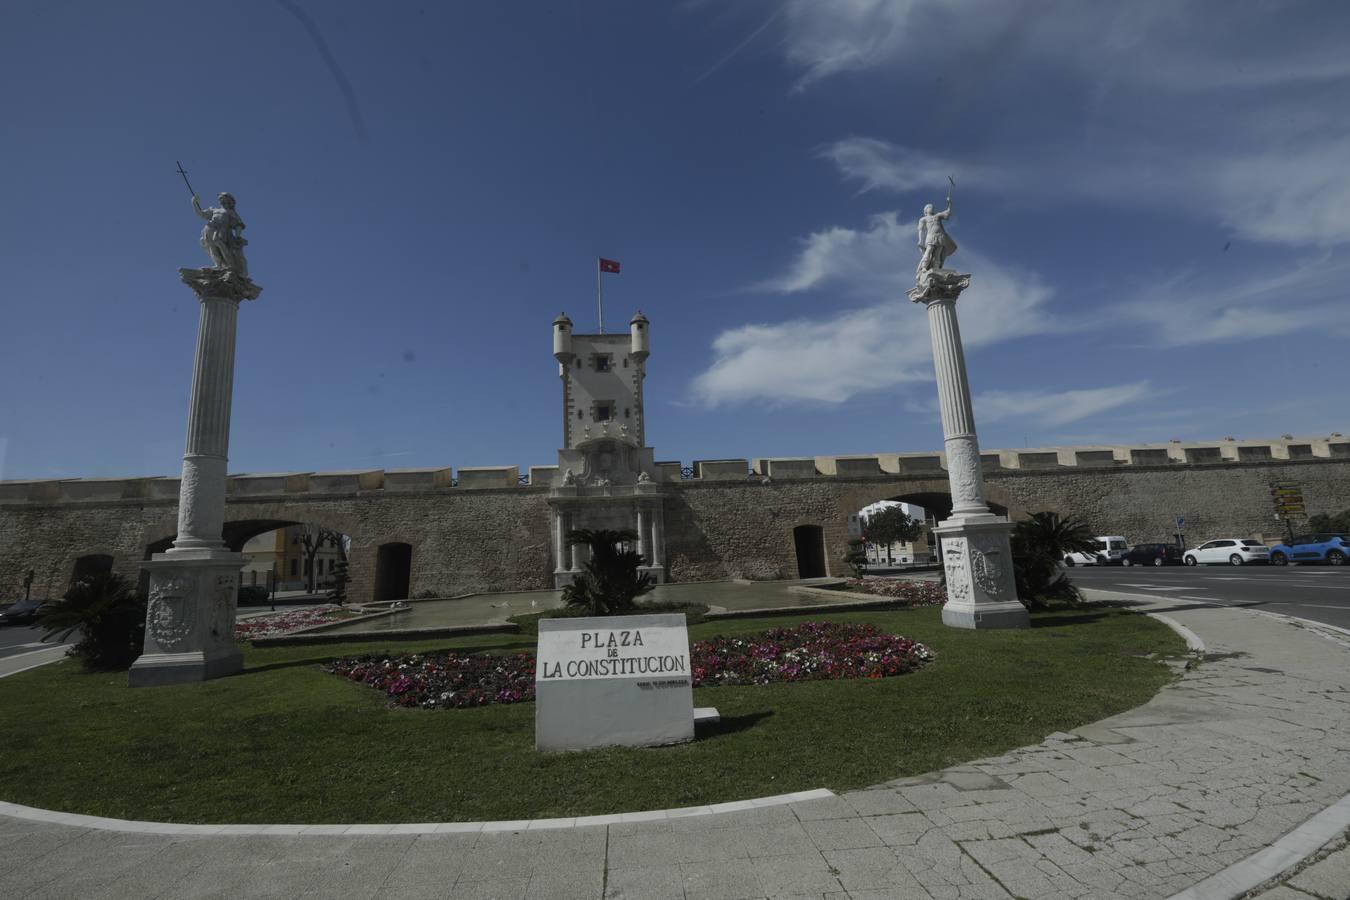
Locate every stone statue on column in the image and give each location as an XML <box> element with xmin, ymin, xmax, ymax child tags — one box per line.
<box><xmin>907</xmin><ymin>183</ymin><xmax>1028</xmax><ymax>629</ymax></box>
<box><xmin>129</xmin><ymin>182</ymin><xmax>261</xmax><ymax>686</ymax></box>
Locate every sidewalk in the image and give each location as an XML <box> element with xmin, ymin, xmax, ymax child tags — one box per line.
<box><xmin>2</xmin><ymin>597</ymin><xmax>1349</xmax><ymax>899</ymax></box>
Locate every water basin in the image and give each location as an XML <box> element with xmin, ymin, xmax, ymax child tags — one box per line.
<box><xmin>321</xmin><ymin>580</ymin><xmax>860</xmax><ymax>636</ymax></box>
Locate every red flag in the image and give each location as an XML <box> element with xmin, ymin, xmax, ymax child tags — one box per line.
<box><xmin>599</xmin><ymin>258</ymin><xmax>621</xmax><ymax>274</ymax></box>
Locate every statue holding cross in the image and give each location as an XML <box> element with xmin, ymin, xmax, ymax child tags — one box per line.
<box><xmin>175</xmin><ymin>162</ymin><xmax>260</xmax><ymax>302</ymax></box>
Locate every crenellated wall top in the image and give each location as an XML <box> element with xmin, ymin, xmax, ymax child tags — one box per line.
<box><xmin>2</xmin><ymin>435</ymin><xmax>1346</xmax><ymax>505</ymax></box>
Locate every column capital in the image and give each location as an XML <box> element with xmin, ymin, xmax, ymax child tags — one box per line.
<box><xmin>908</xmin><ymin>269</ymin><xmax>971</xmax><ymax>304</ymax></box>
<box><xmin>179</xmin><ymin>267</ymin><xmax>262</xmax><ymax>303</ymax></box>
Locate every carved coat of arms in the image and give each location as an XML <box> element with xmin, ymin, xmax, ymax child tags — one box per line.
<box><xmin>971</xmin><ymin>547</ymin><xmax>1004</xmax><ymax>596</ymax></box>
<box><xmin>148</xmin><ymin>574</ymin><xmax>196</xmax><ymax>652</ymax></box>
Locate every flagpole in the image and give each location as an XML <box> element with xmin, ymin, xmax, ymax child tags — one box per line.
<box><xmin>596</xmin><ymin>257</ymin><xmax>604</xmax><ymax>333</ymax></box>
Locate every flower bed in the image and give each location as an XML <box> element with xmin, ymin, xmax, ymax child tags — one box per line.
<box><xmin>326</xmin><ymin>622</ymin><xmax>933</xmax><ymax>709</ymax></box>
<box><xmin>690</xmin><ymin>622</ymin><xmax>933</xmax><ymax>686</ymax></box>
<box><xmin>842</xmin><ymin>578</ymin><xmax>947</xmax><ymax>606</ymax></box>
<box><xmin>234</xmin><ymin>605</ymin><xmax>362</xmax><ymax>640</ymax></box>
<box><xmin>328</xmin><ymin>652</ymin><xmax>536</xmax><ymax>709</ymax></box>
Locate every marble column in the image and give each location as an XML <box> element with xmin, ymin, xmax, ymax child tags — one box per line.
<box><xmin>130</xmin><ymin>267</ymin><xmax>261</xmax><ymax>687</ymax></box>
<box><xmin>911</xmin><ymin>273</ymin><xmax>1028</xmax><ymax>630</ymax></box>
<box><xmin>651</xmin><ymin>507</ymin><xmax>665</xmax><ymax>569</ymax></box>
<box><xmin>636</xmin><ymin>507</ymin><xmax>649</xmax><ymax>563</ymax></box>
<box><xmin>554</xmin><ymin>509</ymin><xmax>568</xmax><ymax>573</ymax></box>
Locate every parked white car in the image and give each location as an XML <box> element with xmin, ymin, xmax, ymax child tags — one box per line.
<box><xmin>1063</xmin><ymin>549</ymin><xmax>1103</xmax><ymax>566</ymax></box>
<box><xmin>1183</xmin><ymin>539</ymin><xmax>1271</xmax><ymax>566</ymax></box>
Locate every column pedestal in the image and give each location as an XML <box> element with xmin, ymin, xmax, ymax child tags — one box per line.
<box><xmin>933</xmin><ymin>515</ymin><xmax>1027</xmax><ymax>630</ymax></box>
<box><xmin>129</xmin><ymin>549</ymin><xmax>244</xmax><ymax>686</ymax></box>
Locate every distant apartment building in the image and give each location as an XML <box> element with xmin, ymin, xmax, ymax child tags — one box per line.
<box><xmin>241</xmin><ymin>525</ymin><xmax>345</xmax><ymax>591</ymax></box>
<box><xmin>847</xmin><ymin>501</ymin><xmax>934</xmax><ymax>567</ymax></box>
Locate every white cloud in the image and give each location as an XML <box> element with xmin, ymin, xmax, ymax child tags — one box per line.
<box><xmin>1118</xmin><ymin>254</ymin><xmax>1350</xmax><ymax>346</ymax></box>
<box><xmin>974</xmin><ymin>382</ymin><xmax>1153</xmax><ymax>427</ymax></box>
<box><xmin>821</xmin><ymin>138</ymin><xmax>992</xmax><ymax>196</ymax></box>
<box><xmin>783</xmin><ymin>5</ymin><xmax>1350</xmax><ymax>248</ymax></box>
<box><xmin>693</xmin><ymin>212</ymin><xmax>1058</xmax><ymax>406</ymax></box>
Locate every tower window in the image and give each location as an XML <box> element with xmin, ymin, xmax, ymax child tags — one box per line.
<box><xmin>577</xmin><ymin>410</ymin><xmax>583</xmax><ymax>419</ymax></box>
<box><xmin>622</xmin><ymin>358</ymin><xmax>628</xmax><ymax>368</ymax></box>
<box><xmin>592</xmin><ymin>355</ymin><xmax>612</xmax><ymax>372</ymax></box>
<box><xmin>594</xmin><ymin>402</ymin><xmax>614</xmax><ymax>421</ymax></box>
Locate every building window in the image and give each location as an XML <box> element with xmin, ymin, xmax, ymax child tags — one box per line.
<box><xmin>595</xmin><ymin>404</ymin><xmax>612</xmax><ymax>421</ymax></box>
<box><xmin>289</xmin><ymin>559</ymin><xmax>298</xmax><ymax>577</ymax></box>
<box><xmin>625</xmin><ymin>407</ymin><xmax>630</xmax><ymax>418</ymax></box>
<box><xmin>577</xmin><ymin>409</ymin><xmax>584</xmax><ymax>419</ymax></box>
<box><xmin>575</xmin><ymin>359</ymin><xmax>581</xmax><ymax>368</ymax></box>
<box><xmin>592</xmin><ymin>354</ymin><xmax>612</xmax><ymax>372</ymax></box>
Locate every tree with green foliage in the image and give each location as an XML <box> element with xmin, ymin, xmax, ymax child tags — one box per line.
<box><xmin>562</xmin><ymin>529</ymin><xmax>653</xmax><ymax>616</ymax></box>
<box><xmin>1308</xmin><ymin>509</ymin><xmax>1350</xmax><ymax>533</ymax></box>
<box><xmin>862</xmin><ymin>505</ymin><xmax>921</xmax><ymax>556</ymax></box>
<box><xmin>1011</xmin><ymin>512</ymin><xmax>1099</xmax><ymax>607</ymax></box>
<box><xmin>38</xmin><ymin>571</ymin><xmax>147</xmax><ymax>671</ymax></box>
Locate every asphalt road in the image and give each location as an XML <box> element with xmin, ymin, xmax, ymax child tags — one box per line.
<box><xmin>0</xmin><ymin>622</ymin><xmax>56</xmax><ymax>660</ymax></box>
<box><xmin>1070</xmin><ymin>564</ymin><xmax>1350</xmax><ymax>630</ymax></box>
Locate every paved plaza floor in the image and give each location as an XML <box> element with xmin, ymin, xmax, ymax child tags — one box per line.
<box><xmin>3</xmin><ymin>594</ymin><xmax>1349</xmax><ymax>899</ymax></box>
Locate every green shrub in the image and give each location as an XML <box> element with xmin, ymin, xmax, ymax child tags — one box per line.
<box><xmin>841</xmin><ymin>538</ymin><xmax>868</xmax><ymax>578</ymax></box>
<box><xmin>562</xmin><ymin>529</ymin><xmax>653</xmax><ymax>616</ymax></box>
<box><xmin>38</xmin><ymin>572</ymin><xmax>147</xmax><ymax>671</ymax></box>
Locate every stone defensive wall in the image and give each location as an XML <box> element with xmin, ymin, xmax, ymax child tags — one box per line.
<box><xmin>3</xmin><ymin>435</ymin><xmax>1347</xmax><ymax>603</ymax></box>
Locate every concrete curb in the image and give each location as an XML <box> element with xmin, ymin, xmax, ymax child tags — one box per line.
<box><xmin>0</xmin><ymin>789</ymin><xmax>837</xmax><ymax>836</ymax></box>
<box><xmin>1146</xmin><ymin>612</ymin><xmax>1207</xmax><ymax>653</ymax></box>
<box><xmin>1167</xmin><ymin>793</ymin><xmax>1350</xmax><ymax>900</ymax></box>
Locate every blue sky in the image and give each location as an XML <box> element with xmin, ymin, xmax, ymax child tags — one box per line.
<box><xmin>3</xmin><ymin>0</ymin><xmax>1348</xmax><ymax>481</ymax></box>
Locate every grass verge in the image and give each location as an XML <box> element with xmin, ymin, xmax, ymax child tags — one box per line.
<box><xmin>0</xmin><ymin>606</ymin><xmax>1183</xmax><ymax>823</ymax></box>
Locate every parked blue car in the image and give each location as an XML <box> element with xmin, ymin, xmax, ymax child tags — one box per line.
<box><xmin>1269</xmin><ymin>533</ymin><xmax>1349</xmax><ymax>566</ymax></box>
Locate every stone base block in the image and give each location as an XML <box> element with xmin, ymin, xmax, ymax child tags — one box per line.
<box><xmin>128</xmin><ymin>648</ymin><xmax>243</xmax><ymax>687</ymax></box>
<box><xmin>934</xmin><ymin>515</ymin><xmax>1029</xmax><ymax>630</ymax></box>
<box><xmin>130</xmin><ymin>550</ymin><xmax>246</xmax><ymax>688</ymax></box>
<box><xmin>941</xmin><ymin>600</ymin><xmax>1030</xmax><ymax>630</ymax></box>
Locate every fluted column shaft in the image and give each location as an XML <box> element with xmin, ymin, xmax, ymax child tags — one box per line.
<box><xmin>925</xmin><ymin>298</ymin><xmax>988</xmax><ymax>516</ymax></box>
<box><xmin>172</xmin><ymin>296</ymin><xmax>241</xmax><ymax>551</ymax></box>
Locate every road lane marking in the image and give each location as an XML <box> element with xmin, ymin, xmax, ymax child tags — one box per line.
<box><xmin>1115</xmin><ymin>584</ymin><xmax>1204</xmax><ymax>590</ymax></box>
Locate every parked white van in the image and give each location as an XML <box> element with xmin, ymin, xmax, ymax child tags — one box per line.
<box><xmin>1064</xmin><ymin>535</ymin><xmax>1129</xmax><ymax>566</ymax></box>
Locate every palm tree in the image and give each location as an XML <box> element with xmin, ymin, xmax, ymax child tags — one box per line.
<box><xmin>562</xmin><ymin>528</ymin><xmax>654</xmax><ymax>616</ymax></box>
<box><xmin>38</xmin><ymin>571</ymin><xmax>147</xmax><ymax>671</ymax></box>
<box><xmin>1011</xmin><ymin>512</ymin><xmax>1098</xmax><ymax>606</ymax></box>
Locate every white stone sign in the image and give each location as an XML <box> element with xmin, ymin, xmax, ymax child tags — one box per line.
<box><xmin>536</xmin><ymin>613</ymin><xmax>694</xmax><ymax>751</ymax></box>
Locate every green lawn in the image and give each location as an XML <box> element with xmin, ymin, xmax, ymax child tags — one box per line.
<box><xmin>0</xmin><ymin>606</ymin><xmax>1184</xmax><ymax>823</ymax></box>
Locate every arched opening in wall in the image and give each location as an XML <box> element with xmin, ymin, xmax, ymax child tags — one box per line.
<box><xmin>70</xmin><ymin>554</ymin><xmax>114</xmax><ymax>588</ymax></box>
<box><xmin>374</xmin><ymin>542</ymin><xmax>413</xmax><ymax>602</ymax></box>
<box><xmin>792</xmin><ymin>525</ymin><xmax>827</xmax><ymax>579</ymax></box>
<box><xmin>848</xmin><ymin>499</ymin><xmax>935</xmax><ymax>571</ymax></box>
<box><xmin>143</xmin><ymin>520</ymin><xmax>352</xmax><ymax>600</ymax></box>
<box><xmin>868</xmin><ymin>492</ymin><xmax>1010</xmax><ymax>566</ymax></box>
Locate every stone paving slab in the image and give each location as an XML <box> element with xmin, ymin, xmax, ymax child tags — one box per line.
<box><xmin>3</xmin><ymin>601</ymin><xmax>1350</xmax><ymax>898</ymax></box>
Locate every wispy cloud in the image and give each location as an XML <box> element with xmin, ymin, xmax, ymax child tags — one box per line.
<box><xmin>1118</xmin><ymin>253</ymin><xmax>1350</xmax><ymax>346</ymax></box>
<box><xmin>694</xmin><ymin>212</ymin><xmax>1058</xmax><ymax>406</ymax></box>
<box><xmin>820</xmin><ymin>138</ymin><xmax>993</xmax><ymax>196</ymax></box>
<box><xmin>974</xmin><ymin>382</ymin><xmax>1154</xmax><ymax>426</ymax></box>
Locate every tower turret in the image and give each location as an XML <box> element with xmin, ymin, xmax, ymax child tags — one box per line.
<box><xmin>552</xmin><ymin>311</ymin><xmax>574</xmax><ymax>366</ymax></box>
<box><xmin>629</xmin><ymin>310</ymin><xmax>649</xmax><ymax>361</ymax></box>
